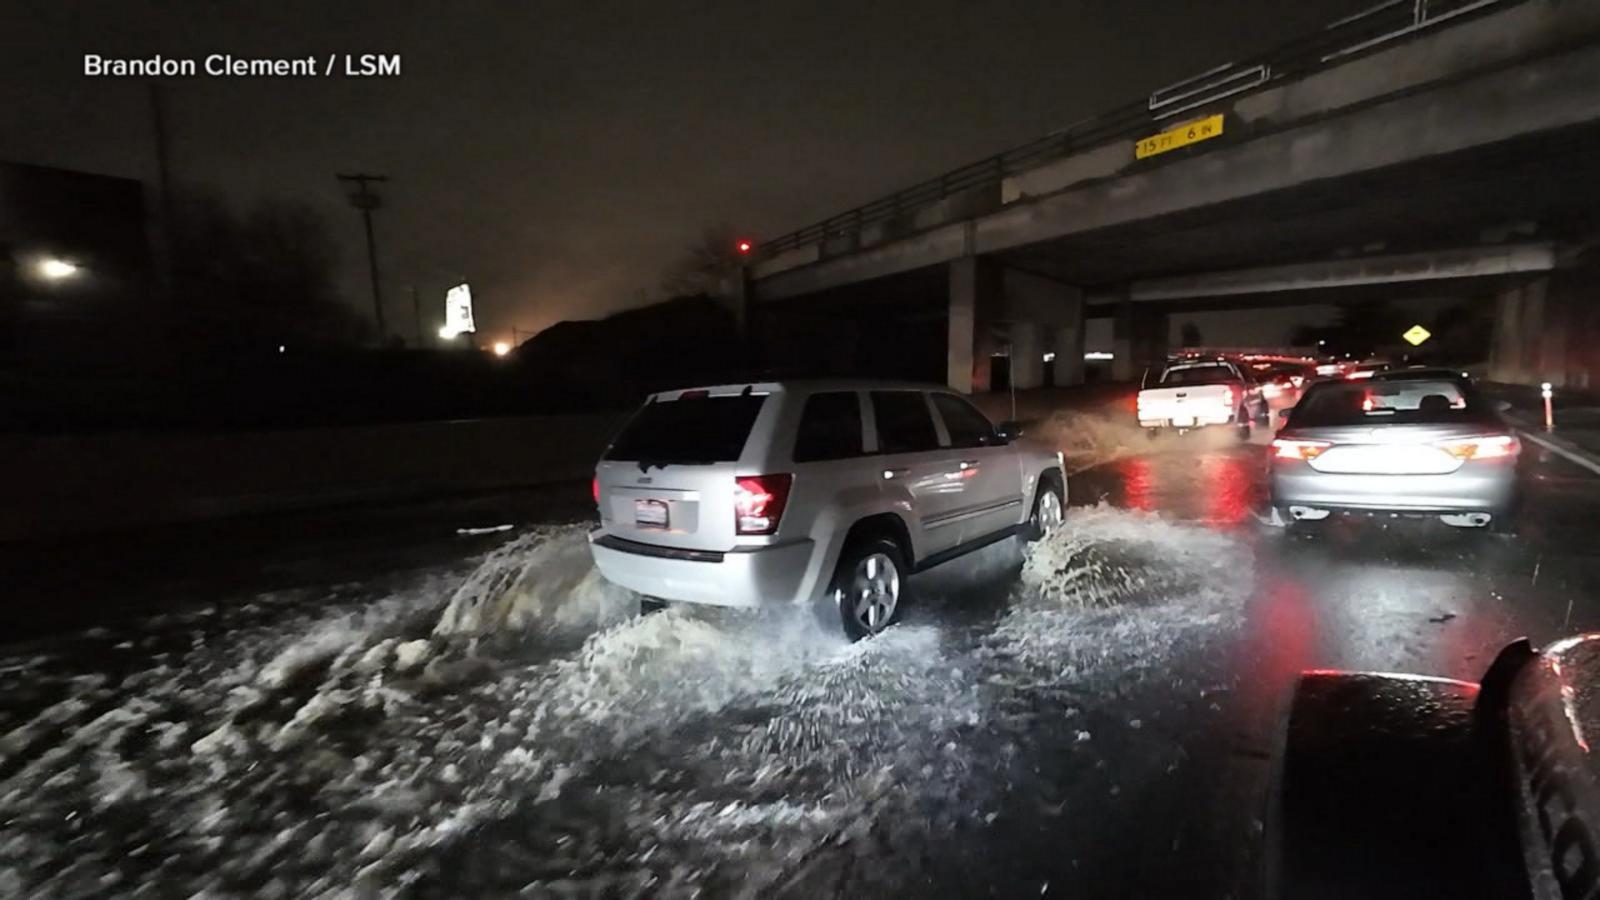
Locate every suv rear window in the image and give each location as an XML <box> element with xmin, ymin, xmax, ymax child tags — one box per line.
<box><xmin>1161</xmin><ymin>364</ymin><xmax>1236</xmax><ymax>386</ymax></box>
<box><xmin>793</xmin><ymin>391</ymin><xmax>864</xmax><ymax>462</ymax></box>
<box><xmin>871</xmin><ymin>391</ymin><xmax>940</xmax><ymax>454</ymax></box>
<box><xmin>604</xmin><ymin>394</ymin><xmax>765</xmax><ymax>463</ymax></box>
<box><xmin>1294</xmin><ymin>379</ymin><xmax>1479</xmax><ymax>426</ymax></box>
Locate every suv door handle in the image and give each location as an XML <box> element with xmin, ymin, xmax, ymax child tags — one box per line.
<box><xmin>882</xmin><ymin>467</ymin><xmax>910</xmax><ymax>479</ymax></box>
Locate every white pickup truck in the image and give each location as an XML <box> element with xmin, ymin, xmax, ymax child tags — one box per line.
<box><xmin>1136</xmin><ymin>359</ymin><xmax>1267</xmax><ymax>437</ymax></box>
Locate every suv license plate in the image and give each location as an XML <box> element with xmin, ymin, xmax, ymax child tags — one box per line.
<box><xmin>634</xmin><ymin>499</ymin><xmax>669</xmax><ymax>529</ymax></box>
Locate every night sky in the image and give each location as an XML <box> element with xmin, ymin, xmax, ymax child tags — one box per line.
<box><xmin>2</xmin><ymin>0</ymin><xmax>1370</xmax><ymax>344</ymax></box>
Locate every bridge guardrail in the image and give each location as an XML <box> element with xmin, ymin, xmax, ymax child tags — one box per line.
<box><xmin>757</xmin><ymin>0</ymin><xmax>1517</xmax><ymax>259</ymax></box>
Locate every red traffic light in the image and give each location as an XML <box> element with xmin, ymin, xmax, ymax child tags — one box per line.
<box><xmin>736</xmin><ymin>239</ymin><xmax>752</xmax><ymax>255</ymax></box>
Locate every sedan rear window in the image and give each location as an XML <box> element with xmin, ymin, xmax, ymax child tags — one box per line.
<box><xmin>604</xmin><ymin>394</ymin><xmax>766</xmax><ymax>463</ymax></box>
<box><xmin>1294</xmin><ymin>380</ymin><xmax>1477</xmax><ymax>426</ymax></box>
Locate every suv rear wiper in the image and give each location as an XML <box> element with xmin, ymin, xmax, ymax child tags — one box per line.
<box><xmin>636</xmin><ymin>459</ymin><xmax>716</xmax><ymax>472</ymax></box>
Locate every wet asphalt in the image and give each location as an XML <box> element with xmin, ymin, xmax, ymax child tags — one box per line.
<box><xmin>3</xmin><ymin>430</ymin><xmax>1600</xmax><ymax>897</ymax></box>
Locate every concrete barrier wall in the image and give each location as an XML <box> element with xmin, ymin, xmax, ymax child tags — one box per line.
<box><xmin>0</xmin><ymin>414</ymin><xmax>628</xmax><ymax>542</ymax></box>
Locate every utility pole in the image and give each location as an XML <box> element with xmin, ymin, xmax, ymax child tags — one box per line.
<box><xmin>336</xmin><ymin>173</ymin><xmax>389</xmax><ymax>345</ymax></box>
<box><xmin>146</xmin><ymin>83</ymin><xmax>177</xmax><ymax>364</ymax></box>
<box><xmin>409</xmin><ymin>284</ymin><xmax>422</xmax><ymax>348</ymax></box>
<box><xmin>149</xmin><ymin>85</ymin><xmax>174</xmax><ymax>230</ymax></box>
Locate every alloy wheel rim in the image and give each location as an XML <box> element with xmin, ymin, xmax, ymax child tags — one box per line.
<box><xmin>844</xmin><ymin>552</ymin><xmax>900</xmax><ymax>634</ymax></box>
<box><xmin>1037</xmin><ymin>490</ymin><xmax>1064</xmax><ymax>532</ymax></box>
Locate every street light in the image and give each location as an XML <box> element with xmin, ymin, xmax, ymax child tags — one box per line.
<box><xmin>492</xmin><ymin>340</ymin><xmax>511</xmax><ymax>357</ymax></box>
<box><xmin>36</xmin><ymin>257</ymin><xmax>80</xmax><ymax>281</ymax></box>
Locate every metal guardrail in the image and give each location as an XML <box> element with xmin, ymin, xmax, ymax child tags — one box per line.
<box><xmin>756</xmin><ymin>0</ymin><xmax>1516</xmax><ymax>260</ymax></box>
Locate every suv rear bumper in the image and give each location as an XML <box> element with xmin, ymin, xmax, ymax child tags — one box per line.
<box><xmin>588</xmin><ymin>531</ymin><xmax>818</xmax><ymax>607</ymax></box>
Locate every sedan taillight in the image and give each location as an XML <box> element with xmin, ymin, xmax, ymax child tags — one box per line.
<box><xmin>1272</xmin><ymin>438</ymin><xmax>1332</xmax><ymax>461</ymax></box>
<box><xmin>735</xmin><ymin>474</ymin><xmax>793</xmax><ymax>535</ymax></box>
<box><xmin>1436</xmin><ymin>435</ymin><xmax>1520</xmax><ymax>460</ymax></box>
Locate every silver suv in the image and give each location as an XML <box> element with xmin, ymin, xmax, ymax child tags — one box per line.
<box><xmin>588</xmin><ymin>380</ymin><xmax>1066</xmax><ymax>639</ymax></box>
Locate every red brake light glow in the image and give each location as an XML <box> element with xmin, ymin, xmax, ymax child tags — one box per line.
<box><xmin>591</xmin><ymin>475</ymin><xmax>600</xmax><ymax>504</ymax></box>
<box><xmin>1272</xmin><ymin>439</ymin><xmax>1332</xmax><ymax>461</ymax></box>
<box><xmin>1436</xmin><ymin>435</ymin><xmax>1520</xmax><ymax>460</ymax></box>
<box><xmin>735</xmin><ymin>474</ymin><xmax>793</xmax><ymax>535</ymax></box>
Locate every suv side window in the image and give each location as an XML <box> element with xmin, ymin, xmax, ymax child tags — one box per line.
<box><xmin>871</xmin><ymin>391</ymin><xmax>940</xmax><ymax>454</ymax></box>
<box><xmin>793</xmin><ymin>391</ymin><xmax>864</xmax><ymax>462</ymax></box>
<box><xmin>931</xmin><ymin>393</ymin><xmax>996</xmax><ymax>449</ymax></box>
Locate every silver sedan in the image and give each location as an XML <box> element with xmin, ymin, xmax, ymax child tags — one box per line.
<box><xmin>1269</xmin><ymin>371</ymin><xmax>1520</xmax><ymax>529</ymax></box>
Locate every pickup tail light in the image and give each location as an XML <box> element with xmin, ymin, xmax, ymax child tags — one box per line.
<box><xmin>592</xmin><ymin>475</ymin><xmax>601</xmax><ymax>505</ymax></box>
<box><xmin>1221</xmin><ymin>386</ymin><xmax>1236</xmax><ymax>411</ymax></box>
<box><xmin>1436</xmin><ymin>435</ymin><xmax>1520</xmax><ymax>460</ymax></box>
<box><xmin>1272</xmin><ymin>439</ymin><xmax>1332</xmax><ymax>461</ymax></box>
<box><xmin>735</xmin><ymin>474</ymin><xmax>793</xmax><ymax>535</ymax></box>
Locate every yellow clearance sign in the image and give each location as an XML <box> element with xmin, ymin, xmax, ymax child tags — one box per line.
<box><xmin>1135</xmin><ymin>114</ymin><xmax>1225</xmax><ymax>160</ymax></box>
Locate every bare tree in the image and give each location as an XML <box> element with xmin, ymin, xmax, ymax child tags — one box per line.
<box><xmin>660</xmin><ymin>224</ymin><xmax>742</xmax><ymax>298</ymax></box>
<box><xmin>170</xmin><ymin>189</ymin><xmax>366</xmax><ymax>349</ymax></box>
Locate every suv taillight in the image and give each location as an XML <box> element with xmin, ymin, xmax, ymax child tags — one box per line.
<box><xmin>591</xmin><ymin>475</ymin><xmax>600</xmax><ymax>505</ymax></box>
<box><xmin>734</xmin><ymin>474</ymin><xmax>792</xmax><ymax>535</ymax></box>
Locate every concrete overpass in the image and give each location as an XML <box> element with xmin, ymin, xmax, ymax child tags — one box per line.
<box><xmin>740</xmin><ymin>0</ymin><xmax>1600</xmax><ymax>391</ymax></box>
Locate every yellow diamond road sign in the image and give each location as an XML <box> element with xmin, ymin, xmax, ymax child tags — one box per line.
<box><xmin>1403</xmin><ymin>324</ymin><xmax>1432</xmax><ymax>346</ymax></box>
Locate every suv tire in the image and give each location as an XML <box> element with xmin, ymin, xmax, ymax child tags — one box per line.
<box><xmin>830</xmin><ymin>536</ymin><xmax>906</xmax><ymax>641</ymax></box>
<box><xmin>1024</xmin><ymin>476</ymin><xmax>1066</xmax><ymax>541</ymax></box>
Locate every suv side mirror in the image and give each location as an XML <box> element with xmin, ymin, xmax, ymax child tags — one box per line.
<box><xmin>995</xmin><ymin>421</ymin><xmax>1023</xmax><ymax>443</ymax></box>
<box><xmin>1276</xmin><ymin>408</ymin><xmax>1293</xmax><ymax>429</ymax></box>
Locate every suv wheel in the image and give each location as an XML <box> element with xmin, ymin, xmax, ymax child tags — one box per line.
<box><xmin>831</xmin><ymin>537</ymin><xmax>905</xmax><ymax>641</ymax></box>
<box><xmin>1025</xmin><ymin>477</ymin><xmax>1065</xmax><ymax>541</ymax></box>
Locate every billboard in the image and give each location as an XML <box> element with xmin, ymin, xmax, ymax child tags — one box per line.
<box><xmin>439</xmin><ymin>283</ymin><xmax>476</xmax><ymax>339</ymax></box>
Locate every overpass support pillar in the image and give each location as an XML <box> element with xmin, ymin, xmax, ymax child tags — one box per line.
<box><xmin>1490</xmin><ymin>277</ymin><xmax>1548</xmax><ymax>385</ymax></box>
<box><xmin>948</xmin><ymin>256</ymin><xmax>1001</xmax><ymax>393</ymax></box>
<box><xmin>1110</xmin><ymin>292</ymin><xmax>1165</xmax><ymax>381</ymax></box>
<box><xmin>1111</xmin><ymin>291</ymin><xmax>1134</xmax><ymax>380</ymax></box>
<box><xmin>1010</xmin><ymin>323</ymin><xmax>1044</xmax><ymax>390</ymax></box>
<box><xmin>1133</xmin><ymin>305</ymin><xmax>1168</xmax><ymax>378</ymax></box>
<box><xmin>1493</xmin><ymin>265</ymin><xmax>1600</xmax><ymax>389</ymax></box>
<box><xmin>1000</xmin><ymin>268</ymin><xmax>1084</xmax><ymax>387</ymax></box>
<box><xmin>1052</xmin><ymin>299</ymin><xmax>1087</xmax><ymax>387</ymax></box>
